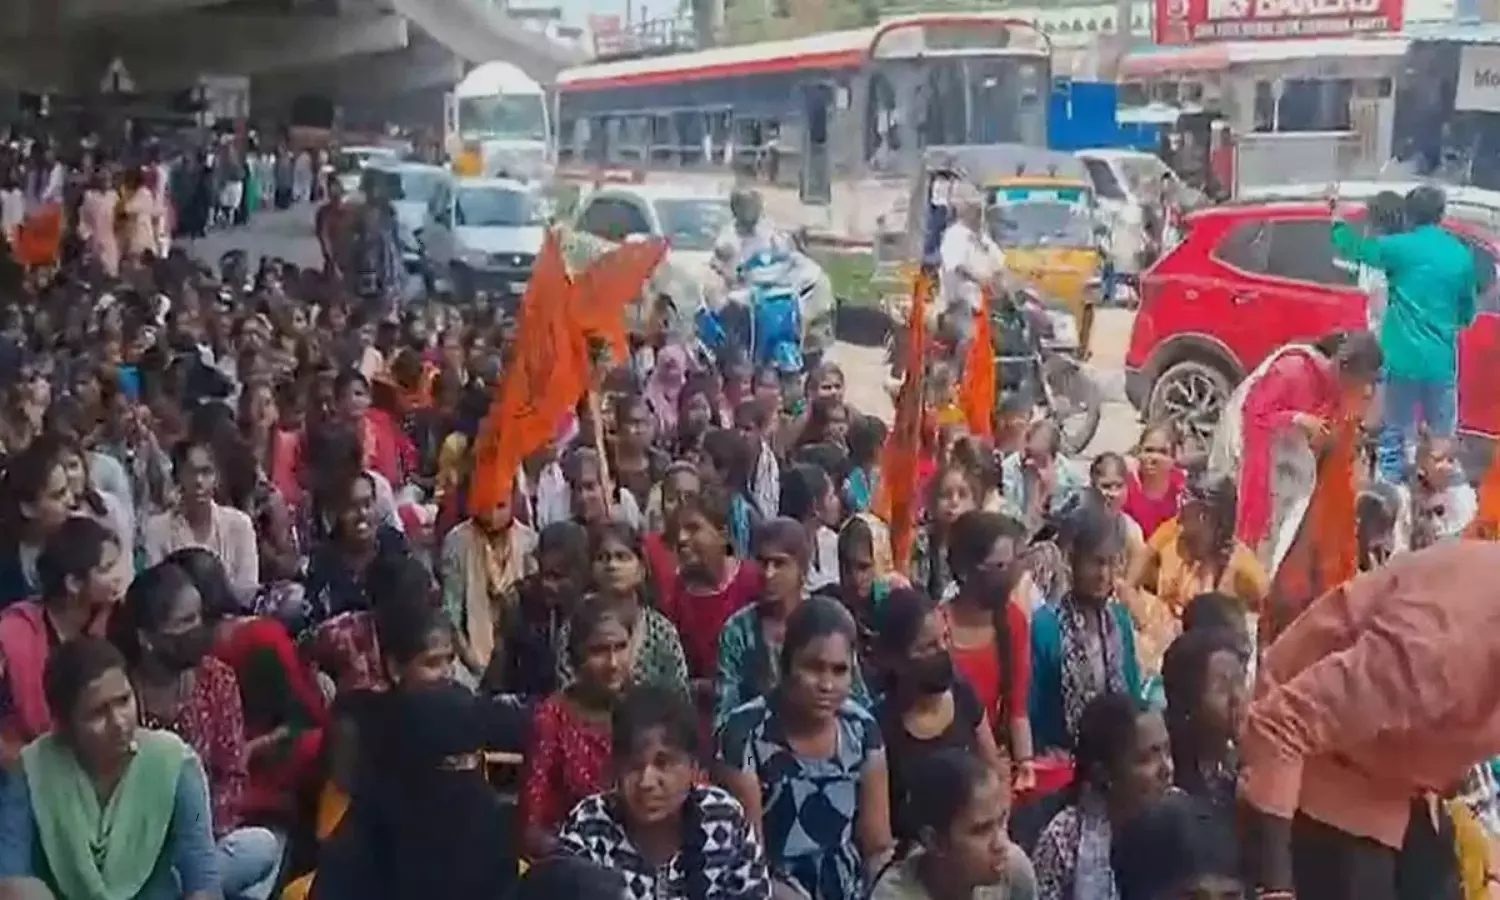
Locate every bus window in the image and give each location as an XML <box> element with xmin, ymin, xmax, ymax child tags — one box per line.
<box><xmin>583</xmin><ymin>117</ymin><xmax>609</xmax><ymax>164</ymax></box>
<box><xmin>865</xmin><ymin>72</ymin><xmax>899</xmax><ymax>164</ymax></box>
<box><xmin>651</xmin><ymin>115</ymin><xmax>675</xmax><ymax>165</ymax></box>
<box><xmin>677</xmin><ymin>113</ymin><xmax>705</xmax><ymax>166</ymax></box>
<box><xmin>618</xmin><ymin>116</ymin><xmax>649</xmax><ymax>163</ymax></box>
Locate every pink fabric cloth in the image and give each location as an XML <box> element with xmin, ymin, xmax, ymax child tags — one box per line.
<box><xmin>1235</xmin><ymin>348</ymin><xmax>1340</xmax><ymax>548</ymax></box>
<box><xmin>644</xmin><ymin>345</ymin><xmax>688</xmax><ymax>437</ymax></box>
<box><xmin>360</xmin><ymin>409</ymin><xmax>411</xmax><ymax>487</ymax></box>
<box><xmin>271</xmin><ymin>429</ymin><xmax>303</xmax><ymax>510</ymax></box>
<box><xmin>0</xmin><ymin>602</ymin><xmax>56</xmax><ymax>744</ymax></box>
<box><xmin>79</xmin><ymin>189</ymin><xmax>120</xmax><ymax>277</ymax></box>
<box><xmin>1124</xmin><ymin>467</ymin><xmax>1186</xmax><ymax>543</ymax></box>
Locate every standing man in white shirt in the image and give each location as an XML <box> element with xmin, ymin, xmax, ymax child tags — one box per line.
<box><xmin>938</xmin><ymin>183</ymin><xmax>1004</xmax><ymax>358</ymax></box>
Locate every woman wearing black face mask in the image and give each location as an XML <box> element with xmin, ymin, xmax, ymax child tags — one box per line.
<box><xmin>111</xmin><ymin>561</ymin><xmax>278</xmax><ymax>900</ymax></box>
<box><xmin>875</xmin><ymin>587</ymin><xmax>1008</xmax><ymax>844</ymax></box>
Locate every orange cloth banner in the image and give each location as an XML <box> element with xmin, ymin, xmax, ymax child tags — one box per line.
<box><xmin>468</xmin><ymin>230</ymin><xmax>589</xmax><ymax>516</ymax></box>
<box><xmin>1261</xmin><ymin>417</ymin><xmax>1359</xmax><ymax>652</ymax></box>
<box><xmin>16</xmin><ymin>204</ymin><xmax>62</xmax><ymax>269</ymax></box>
<box><xmin>572</xmin><ymin>238</ymin><xmax>667</xmax><ymax>367</ymax></box>
<box><xmin>876</xmin><ymin>273</ymin><xmax>934</xmax><ymax>572</ymax></box>
<box><xmin>1466</xmin><ymin>449</ymin><xmax>1500</xmax><ymax>540</ymax></box>
<box><xmin>959</xmin><ymin>290</ymin><xmax>995</xmax><ymax>440</ymax></box>
<box><xmin>467</xmin><ymin>230</ymin><xmax>665</xmax><ymax>516</ymax></box>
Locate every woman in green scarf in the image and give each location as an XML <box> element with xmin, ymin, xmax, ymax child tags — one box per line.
<box><xmin>0</xmin><ymin>638</ymin><xmax>219</xmax><ymax>900</ymax></box>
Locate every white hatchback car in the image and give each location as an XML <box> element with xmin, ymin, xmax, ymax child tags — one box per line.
<box><xmin>418</xmin><ymin>175</ymin><xmax>549</xmax><ymax>302</ymax></box>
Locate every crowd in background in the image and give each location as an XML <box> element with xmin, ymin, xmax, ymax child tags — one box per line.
<box><xmin>0</xmin><ymin>138</ymin><xmax>1489</xmax><ymax>900</ymax></box>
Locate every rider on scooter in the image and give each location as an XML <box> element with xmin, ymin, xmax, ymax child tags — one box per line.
<box><xmin>713</xmin><ymin>186</ymin><xmax>835</xmax><ymax>370</ymax></box>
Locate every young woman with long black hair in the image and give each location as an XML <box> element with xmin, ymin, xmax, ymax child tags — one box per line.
<box><xmin>1161</xmin><ymin>627</ymin><xmax>1246</xmax><ymax>816</ymax></box>
<box><xmin>869</xmin><ymin>749</ymin><xmax>1037</xmax><ymax>900</ymax></box>
<box><xmin>717</xmin><ymin>595</ymin><xmax>894</xmax><ymax>900</ymax></box>
<box><xmin>1031</xmin><ymin>501</ymin><xmax>1144</xmax><ymax>754</ymax></box>
<box><xmin>1032</xmin><ymin>693</ymin><xmax>1173</xmax><ymax>900</ymax></box>
<box><xmin>557</xmin><ymin>684</ymin><xmax>772</xmax><ymax>900</ymax></box>
<box><xmin>521</xmin><ymin>597</ymin><xmax>637</xmax><ymax>860</ymax></box>
<box><xmin>874</xmin><ymin>587</ymin><xmax>1007</xmax><ymax>843</ymax></box>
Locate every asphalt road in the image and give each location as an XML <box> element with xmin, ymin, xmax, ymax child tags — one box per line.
<box><xmin>187</xmin><ymin>206</ymin><xmax>1143</xmax><ymax>457</ymax></box>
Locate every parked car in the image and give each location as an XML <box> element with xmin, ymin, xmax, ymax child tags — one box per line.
<box><xmin>1237</xmin><ymin>181</ymin><xmax>1500</xmax><ymax>234</ymax></box>
<box><xmin>1124</xmin><ymin>199</ymin><xmax>1500</xmax><ymax>464</ymax></box>
<box><xmin>1077</xmin><ymin>149</ymin><xmax>1191</xmax><ymax>281</ymax></box>
<box><xmin>418</xmin><ymin>175</ymin><xmax>547</xmax><ymax>303</ymax></box>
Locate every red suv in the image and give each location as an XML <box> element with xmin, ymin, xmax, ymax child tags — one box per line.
<box><xmin>1124</xmin><ymin>200</ymin><xmax>1500</xmax><ymax>460</ymax></box>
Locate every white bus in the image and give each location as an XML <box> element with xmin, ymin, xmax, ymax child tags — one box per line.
<box><xmin>554</xmin><ymin>13</ymin><xmax>1052</xmax><ymax>239</ymax></box>
<box><xmin>448</xmin><ymin>61</ymin><xmax>553</xmax><ymax>180</ymax></box>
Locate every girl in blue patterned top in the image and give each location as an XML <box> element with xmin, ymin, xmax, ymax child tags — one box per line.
<box><xmin>558</xmin><ymin>685</ymin><xmax>772</xmax><ymax>900</ymax></box>
<box><xmin>716</xmin><ymin>595</ymin><xmax>895</xmax><ymax>900</ymax></box>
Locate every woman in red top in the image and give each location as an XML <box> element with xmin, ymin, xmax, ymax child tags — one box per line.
<box><xmin>1124</xmin><ymin>422</ymin><xmax>1186</xmax><ymax>543</ymax></box>
<box><xmin>520</xmin><ymin>597</ymin><xmax>635</xmax><ymax>860</ymax></box>
<box><xmin>937</xmin><ymin>511</ymin><xmax>1035</xmax><ymax>792</ymax></box>
<box><xmin>1232</xmin><ymin>332</ymin><xmax>1382</xmax><ymax>564</ymax></box>
<box><xmin>170</xmin><ymin>548</ymin><xmax>327</xmax><ymax>826</ymax></box>
<box><xmin>112</xmin><ymin>559</ymin><xmax>285</xmax><ymax>900</ymax></box>
<box><xmin>333</xmin><ymin>370</ymin><xmax>412</xmax><ymax>488</ymax></box>
<box><xmin>659</xmin><ymin>489</ymin><xmax>760</xmax><ymax>709</ymax></box>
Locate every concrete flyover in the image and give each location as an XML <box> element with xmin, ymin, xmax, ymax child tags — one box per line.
<box><xmin>253</xmin><ymin>0</ymin><xmax>588</xmax><ymax>129</ymax></box>
<box><xmin>388</xmin><ymin>0</ymin><xmax>585</xmax><ymax>83</ymax></box>
<box><xmin>0</xmin><ymin>0</ymin><xmax>412</xmax><ymax>93</ymax></box>
<box><xmin>0</xmin><ymin>0</ymin><xmax>584</xmax><ymax>97</ymax></box>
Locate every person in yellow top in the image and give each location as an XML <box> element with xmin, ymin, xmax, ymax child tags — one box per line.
<box><xmin>1124</xmin><ymin>470</ymin><xmax>1270</xmax><ymax>676</ymax></box>
<box><xmin>453</xmin><ymin>143</ymin><xmax>483</xmax><ymax>177</ymax></box>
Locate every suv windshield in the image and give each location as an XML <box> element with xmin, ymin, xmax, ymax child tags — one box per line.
<box><xmin>455</xmin><ymin>187</ymin><xmax>544</xmax><ymax>228</ymax></box>
<box><xmin>653</xmin><ymin>198</ymin><xmax>731</xmax><ymax>252</ymax></box>
<box><xmin>988</xmin><ymin>200</ymin><xmax>1095</xmax><ymax>247</ymax></box>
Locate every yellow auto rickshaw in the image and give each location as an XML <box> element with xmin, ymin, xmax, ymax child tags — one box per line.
<box><xmin>985</xmin><ymin>171</ymin><xmax>1104</xmax><ymax>355</ymax></box>
<box><xmin>874</xmin><ymin>145</ymin><xmax>1106</xmax><ymax>365</ymax></box>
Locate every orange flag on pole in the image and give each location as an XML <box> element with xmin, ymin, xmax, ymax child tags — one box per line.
<box><xmin>1260</xmin><ymin>416</ymin><xmax>1360</xmax><ymax>652</ymax></box>
<box><xmin>876</xmin><ymin>272</ymin><xmax>934</xmax><ymax>572</ymax></box>
<box><xmin>468</xmin><ymin>230</ymin><xmax>590</xmax><ymax>516</ymax></box>
<box><xmin>959</xmin><ymin>290</ymin><xmax>996</xmax><ymax>440</ymax></box>
<box><xmin>573</xmin><ymin>238</ymin><xmax>668</xmax><ymax>367</ymax></box>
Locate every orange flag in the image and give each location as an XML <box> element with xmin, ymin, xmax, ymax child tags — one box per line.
<box><xmin>1466</xmin><ymin>450</ymin><xmax>1500</xmax><ymax>540</ymax></box>
<box><xmin>16</xmin><ymin>203</ymin><xmax>62</xmax><ymax>269</ymax></box>
<box><xmin>959</xmin><ymin>290</ymin><xmax>996</xmax><ymax>440</ymax></box>
<box><xmin>876</xmin><ymin>272</ymin><xmax>933</xmax><ymax>572</ymax></box>
<box><xmin>1260</xmin><ymin>416</ymin><xmax>1360</xmax><ymax>652</ymax></box>
<box><xmin>468</xmin><ymin>230</ymin><xmax>590</xmax><ymax>516</ymax></box>
<box><xmin>573</xmin><ymin>238</ymin><xmax>668</xmax><ymax>367</ymax></box>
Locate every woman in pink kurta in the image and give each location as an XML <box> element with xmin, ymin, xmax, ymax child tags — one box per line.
<box><xmin>78</xmin><ymin>170</ymin><xmax>120</xmax><ymax>277</ymax></box>
<box><xmin>121</xmin><ymin>167</ymin><xmax>158</xmax><ymax>261</ymax></box>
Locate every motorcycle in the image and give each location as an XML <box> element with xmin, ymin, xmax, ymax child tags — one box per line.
<box><xmin>695</xmin><ymin>249</ymin><xmax>806</xmax><ymax>400</ymax></box>
<box><xmin>994</xmin><ymin>286</ymin><xmax>1102</xmax><ymax>456</ymax></box>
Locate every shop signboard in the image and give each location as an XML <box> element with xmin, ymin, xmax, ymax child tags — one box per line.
<box><xmin>1153</xmin><ymin>0</ymin><xmax>1403</xmax><ymax>45</ymax></box>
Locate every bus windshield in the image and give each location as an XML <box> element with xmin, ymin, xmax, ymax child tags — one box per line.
<box><xmin>458</xmin><ymin>94</ymin><xmax>547</xmax><ymax>142</ymax></box>
<box><xmin>867</xmin><ymin>55</ymin><xmax>1048</xmax><ymax>155</ymax></box>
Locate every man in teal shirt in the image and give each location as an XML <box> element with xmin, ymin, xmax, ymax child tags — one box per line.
<box><xmin>1331</xmin><ymin>185</ymin><xmax>1477</xmax><ymax>482</ymax></box>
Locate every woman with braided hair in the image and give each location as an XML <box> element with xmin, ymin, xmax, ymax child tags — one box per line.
<box><xmin>1126</xmin><ymin>471</ymin><xmax>1267</xmax><ymax>676</ymax></box>
<box><xmin>556</xmin><ymin>684</ymin><xmax>772</xmax><ymax>900</ymax></box>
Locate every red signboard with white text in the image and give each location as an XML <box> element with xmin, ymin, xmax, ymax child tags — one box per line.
<box><xmin>1153</xmin><ymin>0</ymin><xmax>1404</xmax><ymax>45</ymax></box>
